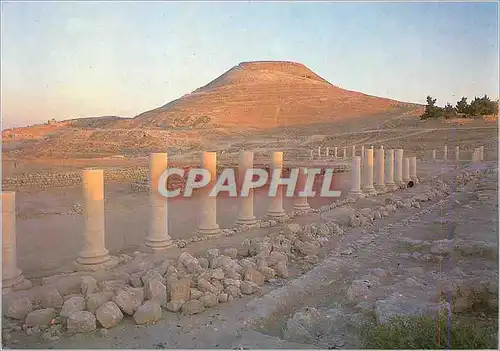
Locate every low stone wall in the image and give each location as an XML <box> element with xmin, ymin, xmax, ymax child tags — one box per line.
<box><xmin>2</xmin><ymin>168</ymin><xmax>149</xmax><ymax>191</ymax></box>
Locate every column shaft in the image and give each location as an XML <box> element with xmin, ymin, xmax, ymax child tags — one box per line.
<box><xmin>197</xmin><ymin>152</ymin><xmax>220</xmax><ymax>234</ymax></box>
<box><xmin>2</xmin><ymin>192</ymin><xmax>31</xmax><ymax>291</ymax></box>
<box><xmin>293</xmin><ymin>167</ymin><xmax>311</xmax><ymax>211</ymax></box>
<box><xmin>77</xmin><ymin>169</ymin><xmax>110</xmax><ymax>265</ymax></box>
<box><xmin>443</xmin><ymin>145</ymin><xmax>448</xmax><ymax>161</ymax></box>
<box><xmin>267</xmin><ymin>151</ymin><xmax>286</xmax><ymax>218</ymax></box>
<box><xmin>235</xmin><ymin>151</ymin><xmax>257</xmax><ymax>225</ymax></box>
<box><xmin>348</xmin><ymin>156</ymin><xmax>363</xmax><ymax>198</ymax></box>
<box><xmin>455</xmin><ymin>146</ymin><xmax>460</xmax><ymax>161</ymax></box>
<box><xmin>385</xmin><ymin>149</ymin><xmax>396</xmax><ymax>190</ymax></box>
<box><xmin>402</xmin><ymin>157</ymin><xmax>410</xmax><ymax>182</ymax></box>
<box><xmin>410</xmin><ymin>156</ymin><xmax>418</xmax><ymax>182</ymax></box>
<box><xmin>394</xmin><ymin>149</ymin><xmax>404</xmax><ymax>185</ymax></box>
<box><xmin>146</xmin><ymin>153</ymin><xmax>173</xmax><ymax>250</ymax></box>
<box><xmin>362</xmin><ymin>149</ymin><xmax>376</xmax><ymax>195</ymax></box>
<box><xmin>374</xmin><ymin>147</ymin><xmax>386</xmax><ymax>192</ymax></box>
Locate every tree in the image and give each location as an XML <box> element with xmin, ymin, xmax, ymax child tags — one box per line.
<box><xmin>456</xmin><ymin>97</ymin><xmax>469</xmax><ymax>115</ymax></box>
<box><xmin>469</xmin><ymin>95</ymin><xmax>496</xmax><ymax>116</ymax></box>
<box><xmin>443</xmin><ymin>103</ymin><xmax>457</xmax><ymax>119</ymax></box>
<box><xmin>420</xmin><ymin>96</ymin><xmax>443</xmax><ymax>120</ymax></box>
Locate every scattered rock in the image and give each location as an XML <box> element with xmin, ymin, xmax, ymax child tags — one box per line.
<box><xmin>133</xmin><ymin>301</ymin><xmax>162</xmax><ymax>325</ymax></box>
<box><xmin>167</xmin><ymin>277</ymin><xmax>191</xmax><ymax>303</ymax></box>
<box><xmin>41</xmin><ymin>287</ymin><xmax>64</xmax><ymax>309</ymax></box>
<box><xmin>113</xmin><ymin>288</ymin><xmax>144</xmax><ymax>316</ymax></box>
<box><xmin>244</xmin><ymin>268</ymin><xmax>265</xmax><ymax>286</ymax></box>
<box><xmin>80</xmin><ymin>276</ymin><xmax>99</xmax><ymax>297</ymax></box>
<box><xmin>60</xmin><ymin>296</ymin><xmax>85</xmax><ymax>318</ymax></box>
<box><xmin>144</xmin><ymin>279</ymin><xmax>167</xmax><ymax>307</ymax></box>
<box><xmin>181</xmin><ymin>300</ymin><xmax>204</xmax><ymax>315</ymax></box>
<box><xmin>240</xmin><ymin>281</ymin><xmax>261</xmax><ymax>295</ymax></box>
<box><xmin>86</xmin><ymin>292</ymin><xmax>114</xmax><ymax>314</ymax></box>
<box><xmin>67</xmin><ymin>311</ymin><xmax>96</xmax><ymax>333</ymax></box>
<box><xmin>200</xmin><ymin>292</ymin><xmax>218</xmax><ymax>308</ymax></box>
<box><xmin>25</xmin><ymin>308</ymin><xmax>56</xmax><ymax>328</ymax></box>
<box><xmin>3</xmin><ymin>295</ymin><xmax>34</xmax><ymax>320</ymax></box>
<box><xmin>95</xmin><ymin>302</ymin><xmax>123</xmax><ymax>329</ymax></box>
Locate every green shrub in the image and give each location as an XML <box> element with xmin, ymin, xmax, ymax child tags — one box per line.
<box><xmin>361</xmin><ymin>313</ymin><xmax>497</xmax><ymax>349</ymax></box>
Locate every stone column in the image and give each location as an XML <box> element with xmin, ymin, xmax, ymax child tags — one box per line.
<box><xmin>334</xmin><ymin>147</ymin><xmax>338</xmax><ymax>158</ymax></box>
<box><xmin>310</xmin><ymin>150</ymin><xmax>314</xmax><ymax>160</ymax></box>
<box><xmin>480</xmin><ymin>146</ymin><xmax>484</xmax><ymax>161</ymax></box>
<box><xmin>348</xmin><ymin>156</ymin><xmax>363</xmax><ymax>198</ymax></box>
<box><xmin>360</xmin><ymin>146</ymin><xmax>365</xmax><ymax>160</ymax></box>
<box><xmin>472</xmin><ymin>148</ymin><xmax>480</xmax><ymax>164</ymax></box>
<box><xmin>197</xmin><ymin>152</ymin><xmax>220</xmax><ymax>235</ymax></box>
<box><xmin>326</xmin><ymin>147</ymin><xmax>330</xmax><ymax>158</ymax></box>
<box><xmin>443</xmin><ymin>145</ymin><xmax>448</xmax><ymax>161</ymax></box>
<box><xmin>394</xmin><ymin>149</ymin><xmax>404</xmax><ymax>185</ymax></box>
<box><xmin>352</xmin><ymin>145</ymin><xmax>356</xmax><ymax>158</ymax></box>
<box><xmin>374</xmin><ymin>147</ymin><xmax>386</xmax><ymax>192</ymax></box>
<box><xmin>235</xmin><ymin>151</ymin><xmax>257</xmax><ymax>225</ymax></box>
<box><xmin>293</xmin><ymin>167</ymin><xmax>311</xmax><ymax>211</ymax></box>
<box><xmin>77</xmin><ymin>169</ymin><xmax>111</xmax><ymax>265</ymax></box>
<box><xmin>318</xmin><ymin>146</ymin><xmax>321</xmax><ymax>159</ymax></box>
<box><xmin>410</xmin><ymin>156</ymin><xmax>418</xmax><ymax>182</ymax></box>
<box><xmin>343</xmin><ymin>147</ymin><xmax>347</xmax><ymax>160</ymax></box>
<box><xmin>432</xmin><ymin>150</ymin><xmax>436</xmax><ymax>161</ymax></box>
<box><xmin>362</xmin><ymin>149</ymin><xmax>376</xmax><ymax>195</ymax></box>
<box><xmin>402</xmin><ymin>157</ymin><xmax>411</xmax><ymax>183</ymax></box>
<box><xmin>145</xmin><ymin>153</ymin><xmax>174</xmax><ymax>251</ymax></box>
<box><xmin>455</xmin><ymin>146</ymin><xmax>460</xmax><ymax>161</ymax></box>
<box><xmin>2</xmin><ymin>192</ymin><xmax>32</xmax><ymax>292</ymax></box>
<box><xmin>385</xmin><ymin>149</ymin><xmax>396</xmax><ymax>190</ymax></box>
<box><xmin>267</xmin><ymin>151</ymin><xmax>286</xmax><ymax>218</ymax></box>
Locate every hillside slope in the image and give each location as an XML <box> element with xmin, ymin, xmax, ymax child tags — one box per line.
<box><xmin>111</xmin><ymin>61</ymin><xmax>418</xmax><ymax>130</ymax></box>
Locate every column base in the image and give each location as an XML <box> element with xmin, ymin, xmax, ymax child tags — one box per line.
<box><xmin>197</xmin><ymin>226</ymin><xmax>221</xmax><ymax>236</ymax></box>
<box><xmin>234</xmin><ymin>216</ymin><xmax>258</xmax><ymax>226</ymax></box>
<box><xmin>293</xmin><ymin>203</ymin><xmax>311</xmax><ymax>211</ymax></box>
<box><xmin>385</xmin><ymin>182</ymin><xmax>398</xmax><ymax>191</ymax></box>
<box><xmin>73</xmin><ymin>255</ymin><xmax>120</xmax><ymax>272</ymax></box>
<box><xmin>374</xmin><ymin>184</ymin><xmax>387</xmax><ymax>193</ymax></box>
<box><xmin>2</xmin><ymin>270</ymin><xmax>32</xmax><ymax>294</ymax></box>
<box><xmin>76</xmin><ymin>250</ymin><xmax>111</xmax><ymax>266</ymax></box>
<box><xmin>362</xmin><ymin>186</ymin><xmax>377</xmax><ymax>195</ymax></box>
<box><xmin>347</xmin><ymin>190</ymin><xmax>364</xmax><ymax>199</ymax></box>
<box><xmin>266</xmin><ymin>209</ymin><xmax>286</xmax><ymax>218</ymax></box>
<box><xmin>145</xmin><ymin>237</ymin><xmax>174</xmax><ymax>252</ymax></box>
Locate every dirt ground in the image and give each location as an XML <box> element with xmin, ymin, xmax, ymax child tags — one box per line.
<box><xmin>3</xmin><ymin>160</ymin><xmax>497</xmax><ymax>349</ymax></box>
<box><xmin>1</xmin><ymin>117</ymin><xmax>498</xmax><ymax>348</ymax></box>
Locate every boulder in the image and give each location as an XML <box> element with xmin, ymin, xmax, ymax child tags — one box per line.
<box><xmin>86</xmin><ymin>292</ymin><xmax>114</xmax><ymax>314</ymax></box>
<box><xmin>133</xmin><ymin>301</ymin><xmax>162</xmax><ymax>325</ymax></box>
<box><xmin>244</xmin><ymin>268</ymin><xmax>265</xmax><ymax>286</ymax></box>
<box><xmin>80</xmin><ymin>276</ymin><xmax>99</xmax><ymax>296</ymax></box>
<box><xmin>181</xmin><ymin>300</ymin><xmax>204</xmax><ymax>315</ymax></box>
<box><xmin>41</xmin><ymin>287</ymin><xmax>64</xmax><ymax>309</ymax></box>
<box><xmin>25</xmin><ymin>308</ymin><xmax>56</xmax><ymax>328</ymax></box>
<box><xmin>67</xmin><ymin>311</ymin><xmax>96</xmax><ymax>333</ymax></box>
<box><xmin>113</xmin><ymin>288</ymin><xmax>144</xmax><ymax>315</ymax></box>
<box><xmin>144</xmin><ymin>279</ymin><xmax>167</xmax><ymax>307</ymax></box>
<box><xmin>60</xmin><ymin>296</ymin><xmax>85</xmax><ymax>317</ymax></box>
<box><xmin>167</xmin><ymin>277</ymin><xmax>191</xmax><ymax>303</ymax></box>
<box><xmin>240</xmin><ymin>281</ymin><xmax>261</xmax><ymax>295</ymax></box>
<box><xmin>200</xmin><ymin>292</ymin><xmax>218</xmax><ymax>308</ymax></box>
<box><xmin>95</xmin><ymin>301</ymin><xmax>123</xmax><ymax>328</ymax></box>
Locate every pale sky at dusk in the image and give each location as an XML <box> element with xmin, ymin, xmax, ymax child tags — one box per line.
<box><xmin>1</xmin><ymin>1</ymin><xmax>498</xmax><ymax>129</ymax></box>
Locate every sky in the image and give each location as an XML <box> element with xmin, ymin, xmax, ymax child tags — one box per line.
<box><xmin>1</xmin><ymin>1</ymin><xmax>498</xmax><ymax>129</ymax></box>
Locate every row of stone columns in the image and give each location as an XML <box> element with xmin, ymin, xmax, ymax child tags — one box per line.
<box><xmin>348</xmin><ymin>148</ymin><xmax>418</xmax><ymax>198</ymax></box>
<box><xmin>73</xmin><ymin>151</ymin><xmax>312</xmax><ymax>268</ymax></box>
<box><xmin>432</xmin><ymin>145</ymin><xmax>484</xmax><ymax>161</ymax></box>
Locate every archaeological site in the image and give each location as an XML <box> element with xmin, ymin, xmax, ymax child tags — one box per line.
<box><xmin>2</xmin><ymin>1</ymin><xmax>499</xmax><ymax>349</ymax></box>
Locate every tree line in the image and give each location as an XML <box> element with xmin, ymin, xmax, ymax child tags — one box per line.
<box><xmin>420</xmin><ymin>95</ymin><xmax>498</xmax><ymax>120</ymax></box>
